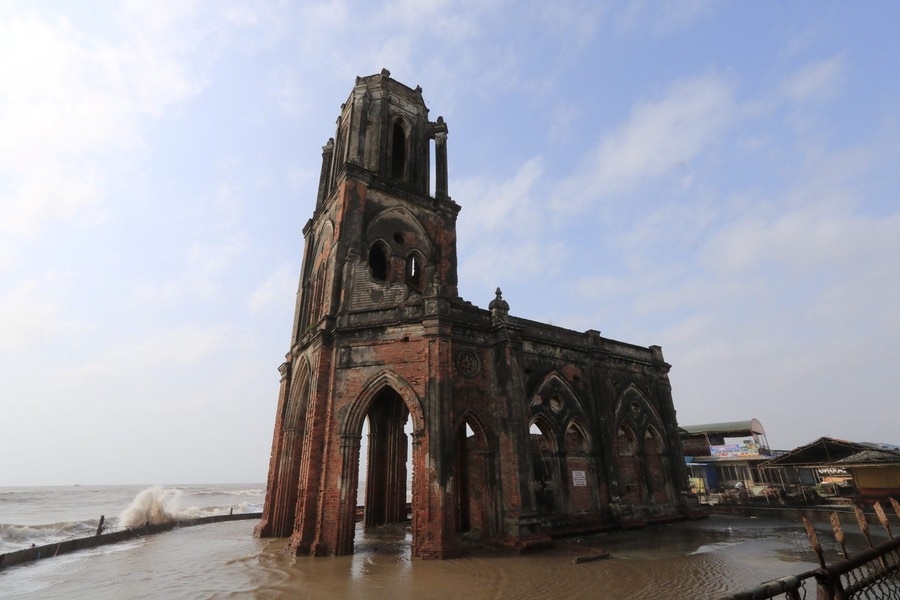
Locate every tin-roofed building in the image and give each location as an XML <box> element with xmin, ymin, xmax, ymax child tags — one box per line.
<box><xmin>758</xmin><ymin>437</ymin><xmax>900</xmax><ymax>504</ymax></box>
<box><xmin>680</xmin><ymin>419</ymin><xmax>774</xmax><ymax>496</ymax></box>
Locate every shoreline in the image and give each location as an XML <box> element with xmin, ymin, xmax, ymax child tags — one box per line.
<box><xmin>0</xmin><ymin>512</ymin><xmax>262</xmax><ymax>571</ymax></box>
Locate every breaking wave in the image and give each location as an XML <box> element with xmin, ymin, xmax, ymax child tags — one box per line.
<box><xmin>187</xmin><ymin>488</ymin><xmax>264</xmax><ymax>497</ymax></box>
<box><xmin>0</xmin><ymin>521</ymin><xmax>96</xmax><ymax>550</ymax></box>
<box><xmin>117</xmin><ymin>487</ymin><xmax>183</xmax><ymax>528</ymax></box>
<box><xmin>116</xmin><ymin>486</ymin><xmax>262</xmax><ymax>528</ymax></box>
<box><xmin>0</xmin><ymin>485</ymin><xmax>264</xmax><ymax>552</ymax></box>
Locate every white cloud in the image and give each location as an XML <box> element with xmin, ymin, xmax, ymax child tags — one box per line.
<box><xmin>269</xmin><ymin>66</ymin><xmax>311</xmax><ymax>117</ymax></box>
<box><xmin>455</xmin><ymin>157</ymin><xmax>571</xmax><ymax>291</ymax></box>
<box><xmin>72</xmin><ymin>324</ymin><xmax>229</xmax><ymax>380</ymax></box>
<box><xmin>614</xmin><ymin>0</ymin><xmax>717</xmax><ymax>34</ymax></box>
<box><xmin>457</xmin><ymin>157</ymin><xmax>544</xmax><ymax>232</ymax></box>
<box><xmin>127</xmin><ymin>233</ymin><xmax>250</xmax><ymax>307</ymax></box>
<box><xmin>0</xmin><ymin>8</ymin><xmax>203</xmax><ymax>237</ymax></box>
<box><xmin>537</xmin><ymin>0</ymin><xmax>607</xmax><ymax>44</ymax></box>
<box><xmin>553</xmin><ymin>74</ymin><xmax>737</xmax><ymax>211</ymax></box>
<box><xmin>381</xmin><ymin>0</ymin><xmax>484</xmax><ymax>41</ymax></box>
<box><xmin>779</xmin><ymin>54</ymin><xmax>845</xmax><ymax>104</ymax></box>
<box><xmin>189</xmin><ymin>234</ymin><xmax>249</xmax><ymax>276</ymax></box>
<box><xmin>249</xmin><ymin>264</ymin><xmax>297</xmax><ymax>314</ymax></box>
<box><xmin>0</xmin><ymin>272</ymin><xmax>77</xmax><ymax>352</ymax></box>
<box><xmin>1</xmin><ymin>164</ymin><xmax>106</xmax><ymax>236</ymax></box>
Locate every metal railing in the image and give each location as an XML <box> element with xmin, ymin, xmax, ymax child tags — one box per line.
<box><xmin>719</xmin><ymin>498</ymin><xmax>900</xmax><ymax>600</ymax></box>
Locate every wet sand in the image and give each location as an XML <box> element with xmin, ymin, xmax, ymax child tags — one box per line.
<box><xmin>3</xmin><ymin>514</ymin><xmax>879</xmax><ymax>599</ymax></box>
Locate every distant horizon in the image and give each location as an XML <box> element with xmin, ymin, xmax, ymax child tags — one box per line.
<box><xmin>0</xmin><ymin>481</ymin><xmax>267</xmax><ymax>489</ymax></box>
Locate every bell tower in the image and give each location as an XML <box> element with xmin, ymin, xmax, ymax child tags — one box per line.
<box><xmin>256</xmin><ymin>69</ymin><xmax>463</xmax><ymax>558</ymax></box>
<box><xmin>257</xmin><ymin>69</ymin><xmax>695</xmax><ymax>561</ymax></box>
<box><xmin>288</xmin><ymin>68</ymin><xmax>458</xmax><ymax>341</ymax></box>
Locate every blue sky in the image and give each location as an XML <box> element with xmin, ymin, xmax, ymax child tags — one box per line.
<box><xmin>2</xmin><ymin>1</ymin><xmax>898</xmax><ymax>486</ymax></box>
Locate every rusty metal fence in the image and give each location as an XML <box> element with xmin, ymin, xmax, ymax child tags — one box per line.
<box><xmin>720</xmin><ymin>498</ymin><xmax>900</xmax><ymax>600</ymax></box>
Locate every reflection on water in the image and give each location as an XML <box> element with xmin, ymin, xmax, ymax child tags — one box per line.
<box><xmin>255</xmin><ymin>516</ymin><xmax>832</xmax><ymax>600</ymax></box>
<box><xmin>3</xmin><ymin>514</ymin><xmax>885</xmax><ymax>600</ymax></box>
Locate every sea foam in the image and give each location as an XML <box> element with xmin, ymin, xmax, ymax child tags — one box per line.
<box><xmin>116</xmin><ymin>486</ymin><xmax>186</xmax><ymax>527</ymax></box>
<box><xmin>115</xmin><ymin>486</ymin><xmax>256</xmax><ymax>527</ymax></box>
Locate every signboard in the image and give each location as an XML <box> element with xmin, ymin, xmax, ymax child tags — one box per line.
<box><xmin>572</xmin><ymin>470</ymin><xmax>587</xmax><ymax>487</ymax></box>
<box><xmin>710</xmin><ymin>441</ymin><xmax>759</xmax><ymax>458</ymax></box>
<box><xmin>817</xmin><ymin>467</ymin><xmax>849</xmax><ymax>476</ymax></box>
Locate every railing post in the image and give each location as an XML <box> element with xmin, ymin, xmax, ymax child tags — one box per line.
<box><xmin>813</xmin><ymin>571</ymin><xmax>836</xmax><ymax>600</ymax></box>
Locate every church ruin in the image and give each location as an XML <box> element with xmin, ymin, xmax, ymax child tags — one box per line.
<box><xmin>255</xmin><ymin>70</ymin><xmax>698</xmax><ymax>558</ymax></box>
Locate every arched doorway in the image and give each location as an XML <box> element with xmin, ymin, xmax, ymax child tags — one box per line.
<box><xmin>645</xmin><ymin>426</ymin><xmax>673</xmax><ymax>504</ymax></box>
<box><xmin>529</xmin><ymin>417</ymin><xmax>559</xmax><ymax>515</ymax></box>
<box><xmin>333</xmin><ymin>374</ymin><xmax>428</xmax><ymax>557</ymax></box>
<box><xmin>616</xmin><ymin>423</ymin><xmax>644</xmax><ymax>504</ymax></box>
<box><xmin>363</xmin><ymin>387</ymin><xmax>410</xmax><ymax>527</ymax></box>
<box><xmin>563</xmin><ymin>420</ymin><xmax>594</xmax><ymax>513</ymax></box>
<box><xmin>454</xmin><ymin>415</ymin><xmax>492</xmax><ymax>536</ymax></box>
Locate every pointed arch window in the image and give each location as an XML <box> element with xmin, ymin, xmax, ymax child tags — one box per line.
<box><xmin>369</xmin><ymin>242</ymin><xmax>388</xmax><ymax>281</ymax></box>
<box><xmin>391</xmin><ymin>120</ymin><xmax>407</xmax><ymax>180</ymax></box>
<box><xmin>564</xmin><ymin>421</ymin><xmax>588</xmax><ymax>455</ymax></box>
<box><xmin>332</xmin><ymin>124</ymin><xmax>347</xmax><ymax>186</ymax></box>
<box><xmin>405</xmin><ymin>253</ymin><xmax>422</xmax><ymax>290</ymax></box>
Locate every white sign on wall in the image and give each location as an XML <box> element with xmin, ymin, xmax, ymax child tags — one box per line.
<box><xmin>572</xmin><ymin>470</ymin><xmax>587</xmax><ymax>487</ymax></box>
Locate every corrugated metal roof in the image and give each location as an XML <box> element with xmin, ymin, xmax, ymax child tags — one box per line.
<box><xmin>680</xmin><ymin>418</ymin><xmax>765</xmax><ymax>436</ymax></box>
<box><xmin>759</xmin><ymin>437</ymin><xmax>864</xmax><ymax>467</ymax></box>
<box><xmin>836</xmin><ymin>448</ymin><xmax>900</xmax><ymax>465</ymax></box>
<box><xmin>758</xmin><ymin>437</ymin><xmax>900</xmax><ymax>468</ymax></box>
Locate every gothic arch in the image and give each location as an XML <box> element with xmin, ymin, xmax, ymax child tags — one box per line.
<box><xmin>564</xmin><ymin>418</ymin><xmax>590</xmax><ymax>455</ymax></box>
<box><xmin>311</xmin><ymin>221</ymin><xmax>335</xmax><ymax>284</ymax></box>
<box><xmin>615</xmin><ymin>422</ymin><xmax>644</xmax><ymax>504</ymax></box>
<box><xmin>614</xmin><ymin>384</ymin><xmax>665</xmax><ymax>437</ymax></box>
<box><xmin>390</xmin><ymin>117</ymin><xmax>410</xmax><ymax>180</ymax></box>
<box><xmin>300</xmin><ymin>221</ymin><xmax>334</xmax><ymax>332</ymax></box>
<box><xmin>455</xmin><ymin>410</ymin><xmax>490</xmax><ymax>446</ymax></box>
<box><xmin>264</xmin><ymin>356</ymin><xmax>314</xmax><ymax>538</ymax></box>
<box><xmin>529</xmin><ymin>371</ymin><xmax>589</xmax><ymax>440</ymax></box>
<box><xmin>365</xmin><ymin>206</ymin><xmax>435</xmax><ymax>258</ymax></box>
<box><xmin>529</xmin><ymin>414</ymin><xmax>560</xmax><ymax>514</ymax></box>
<box><xmin>314</xmin><ymin>220</ymin><xmax>335</xmax><ymax>255</ymax></box>
<box><xmin>364</xmin><ymin>207</ymin><xmax>435</xmax><ymax>290</ymax></box>
<box><xmin>529</xmin><ymin>414</ymin><xmax>559</xmax><ymax>453</ymax></box>
<box><xmin>284</xmin><ymin>358</ymin><xmax>312</xmax><ymax>430</ymax></box>
<box><xmin>331</xmin><ymin>123</ymin><xmax>348</xmax><ymax>186</ymax></box>
<box><xmin>340</xmin><ymin>370</ymin><xmax>425</xmax><ymax>439</ymax></box>
<box><xmin>644</xmin><ymin>425</ymin><xmax>665</xmax><ymax>454</ymax></box>
<box><xmin>367</xmin><ymin>239</ymin><xmax>390</xmax><ymax>281</ymax></box>
<box><xmin>404</xmin><ymin>249</ymin><xmax>425</xmax><ymax>290</ymax></box>
<box><xmin>330</xmin><ymin>371</ymin><xmax>427</xmax><ymax>555</ymax></box>
<box><xmin>613</xmin><ymin>386</ymin><xmax>678</xmax><ymax>506</ymax></box>
<box><xmin>564</xmin><ymin>418</ymin><xmax>597</xmax><ymax>512</ymax></box>
<box><xmin>453</xmin><ymin>411</ymin><xmax>495</xmax><ymax>535</ymax></box>
<box><xmin>644</xmin><ymin>425</ymin><xmax>673</xmax><ymax>504</ymax></box>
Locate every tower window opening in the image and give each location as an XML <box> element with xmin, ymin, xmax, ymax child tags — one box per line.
<box><xmin>369</xmin><ymin>243</ymin><xmax>388</xmax><ymax>281</ymax></box>
<box><xmin>429</xmin><ymin>138</ymin><xmax>436</xmax><ymax>197</ymax></box>
<box><xmin>391</xmin><ymin>121</ymin><xmax>407</xmax><ymax>180</ymax></box>
<box><xmin>405</xmin><ymin>254</ymin><xmax>422</xmax><ymax>290</ymax></box>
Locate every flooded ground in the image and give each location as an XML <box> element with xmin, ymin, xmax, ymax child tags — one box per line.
<box><xmin>3</xmin><ymin>513</ymin><xmax>882</xmax><ymax>599</ymax></box>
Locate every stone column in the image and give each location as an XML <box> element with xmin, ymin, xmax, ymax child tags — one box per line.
<box><xmin>316</xmin><ymin>138</ymin><xmax>334</xmax><ymax>209</ymax></box>
<box><xmin>335</xmin><ymin>434</ymin><xmax>362</xmax><ymax>555</ymax></box>
<box><xmin>433</xmin><ymin>117</ymin><xmax>448</xmax><ymax>199</ymax></box>
<box><xmin>255</xmin><ymin>361</ymin><xmax>292</xmax><ymax>538</ymax></box>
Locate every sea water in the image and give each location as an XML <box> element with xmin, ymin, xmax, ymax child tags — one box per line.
<box><xmin>0</xmin><ymin>485</ymin><xmax>881</xmax><ymax>599</ymax></box>
<box><xmin>0</xmin><ymin>484</ymin><xmax>264</xmax><ymax>553</ymax></box>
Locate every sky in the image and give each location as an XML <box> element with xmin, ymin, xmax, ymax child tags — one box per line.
<box><xmin>2</xmin><ymin>1</ymin><xmax>899</xmax><ymax>486</ymax></box>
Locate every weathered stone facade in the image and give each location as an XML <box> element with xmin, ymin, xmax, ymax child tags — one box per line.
<box><xmin>255</xmin><ymin>70</ymin><xmax>696</xmax><ymax>558</ymax></box>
